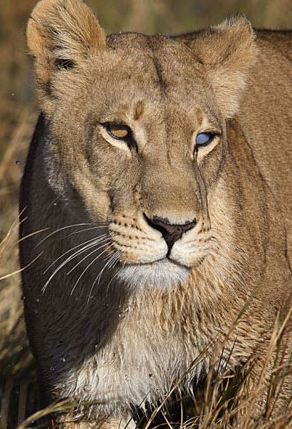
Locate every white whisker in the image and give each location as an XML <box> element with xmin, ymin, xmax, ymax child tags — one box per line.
<box><xmin>37</xmin><ymin>223</ymin><xmax>96</xmax><ymax>246</ymax></box>
<box><xmin>70</xmin><ymin>244</ymin><xmax>114</xmax><ymax>296</ymax></box>
<box><xmin>97</xmin><ymin>253</ymin><xmax>119</xmax><ymax>286</ymax></box>
<box><xmin>43</xmin><ymin>234</ymin><xmax>109</xmax><ymax>274</ymax></box>
<box><xmin>67</xmin><ymin>225</ymin><xmax>108</xmax><ymax>237</ymax></box>
<box><xmin>42</xmin><ymin>238</ymin><xmax>109</xmax><ymax>293</ymax></box>
<box><xmin>66</xmin><ymin>240</ymin><xmax>111</xmax><ymax>276</ymax></box>
<box><xmin>87</xmin><ymin>252</ymin><xmax>120</xmax><ymax>303</ymax></box>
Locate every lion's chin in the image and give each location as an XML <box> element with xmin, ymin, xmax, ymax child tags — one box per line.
<box><xmin>117</xmin><ymin>259</ymin><xmax>189</xmax><ymax>290</ymax></box>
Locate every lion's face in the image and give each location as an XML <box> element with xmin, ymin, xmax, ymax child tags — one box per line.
<box><xmin>27</xmin><ymin>0</ymin><xmax>256</xmax><ymax>289</ymax></box>
<box><xmin>46</xmin><ymin>38</ymin><xmax>226</xmax><ymax>288</ymax></box>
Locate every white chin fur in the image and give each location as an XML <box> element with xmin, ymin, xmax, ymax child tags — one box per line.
<box><xmin>117</xmin><ymin>259</ymin><xmax>189</xmax><ymax>290</ymax></box>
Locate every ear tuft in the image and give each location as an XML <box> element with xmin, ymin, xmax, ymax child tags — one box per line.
<box><xmin>27</xmin><ymin>0</ymin><xmax>106</xmax><ymax>89</ymax></box>
<box><xmin>208</xmin><ymin>16</ymin><xmax>257</xmax><ymax>71</ymax></box>
<box><xmin>191</xmin><ymin>16</ymin><xmax>257</xmax><ymax>118</ymax></box>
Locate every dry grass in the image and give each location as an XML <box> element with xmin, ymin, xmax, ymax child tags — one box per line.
<box><xmin>0</xmin><ymin>0</ymin><xmax>291</xmax><ymax>427</ymax></box>
<box><xmin>0</xmin><ymin>110</ymin><xmax>37</xmax><ymax>429</ymax></box>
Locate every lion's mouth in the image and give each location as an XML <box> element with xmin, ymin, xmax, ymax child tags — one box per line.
<box><xmin>117</xmin><ymin>258</ymin><xmax>190</xmax><ymax>290</ymax></box>
<box><xmin>126</xmin><ymin>256</ymin><xmax>188</xmax><ymax>268</ymax></box>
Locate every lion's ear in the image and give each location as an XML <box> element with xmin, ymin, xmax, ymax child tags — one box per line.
<box><xmin>27</xmin><ymin>0</ymin><xmax>106</xmax><ymax>86</ymax></box>
<box><xmin>191</xmin><ymin>17</ymin><xmax>257</xmax><ymax>118</ymax></box>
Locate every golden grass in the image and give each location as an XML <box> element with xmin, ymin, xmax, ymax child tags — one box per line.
<box><xmin>0</xmin><ymin>0</ymin><xmax>291</xmax><ymax>427</ymax></box>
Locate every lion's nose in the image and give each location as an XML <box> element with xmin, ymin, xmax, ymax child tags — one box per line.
<box><xmin>144</xmin><ymin>215</ymin><xmax>197</xmax><ymax>251</ymax></box>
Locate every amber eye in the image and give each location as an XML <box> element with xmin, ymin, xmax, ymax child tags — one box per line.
<box><xmin>104</xmin><ymin>123</ymin><xmax>131</xmax><ymax>140</ymax></box>
<box><xmin>102</xmin><ymin>122</ymin><xmax>137</xmax><ymax>151</ymax></box>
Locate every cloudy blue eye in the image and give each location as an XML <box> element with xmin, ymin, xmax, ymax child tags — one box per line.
<box><xmin>196</xmin><ymin>132</ymin><xmax>215</xmax><ymax>147</ymax></box>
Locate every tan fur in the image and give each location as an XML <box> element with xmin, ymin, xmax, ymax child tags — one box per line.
<box><xmin>20</xmin><ymin>0</ymin><xmax>292</xmax><ymax>426</ymax></box>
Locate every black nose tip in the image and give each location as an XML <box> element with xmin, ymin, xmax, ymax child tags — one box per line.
<box><xmin>144</xmin><ymin>215</ymin><xmax>197</xmax><ymax>251</ymax></box>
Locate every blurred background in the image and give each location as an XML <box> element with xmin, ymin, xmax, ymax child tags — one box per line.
<box><xmin>0</xmin><ymin>0</ymin><xmax>291</xmax><ymax>427</ymax></box>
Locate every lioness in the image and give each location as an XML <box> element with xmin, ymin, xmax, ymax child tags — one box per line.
<box><xmin>20</xmin><ymin>0</ymin><xmax>292</xmax><ymax>426</ymax></box>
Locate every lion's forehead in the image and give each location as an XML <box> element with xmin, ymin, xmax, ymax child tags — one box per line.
<box><xmin>78</xmin><ymin>68</ymin><xmax>219</xmax><ymax>131</ymax></box>
<box><xmin>82</xmin><ymin>37</ymin><xmax>213</xmax><ymax>106</ymax></box>
<box><xmin>55</xmin><ymin>34</ymin><xmax>221</xmax><ymax>142</ymax></box>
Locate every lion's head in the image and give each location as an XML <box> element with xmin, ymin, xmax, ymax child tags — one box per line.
<box><xmin>27</xmin><ymin>0</ymin><xmax>257</xmax><ymax>289</ymax></box>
